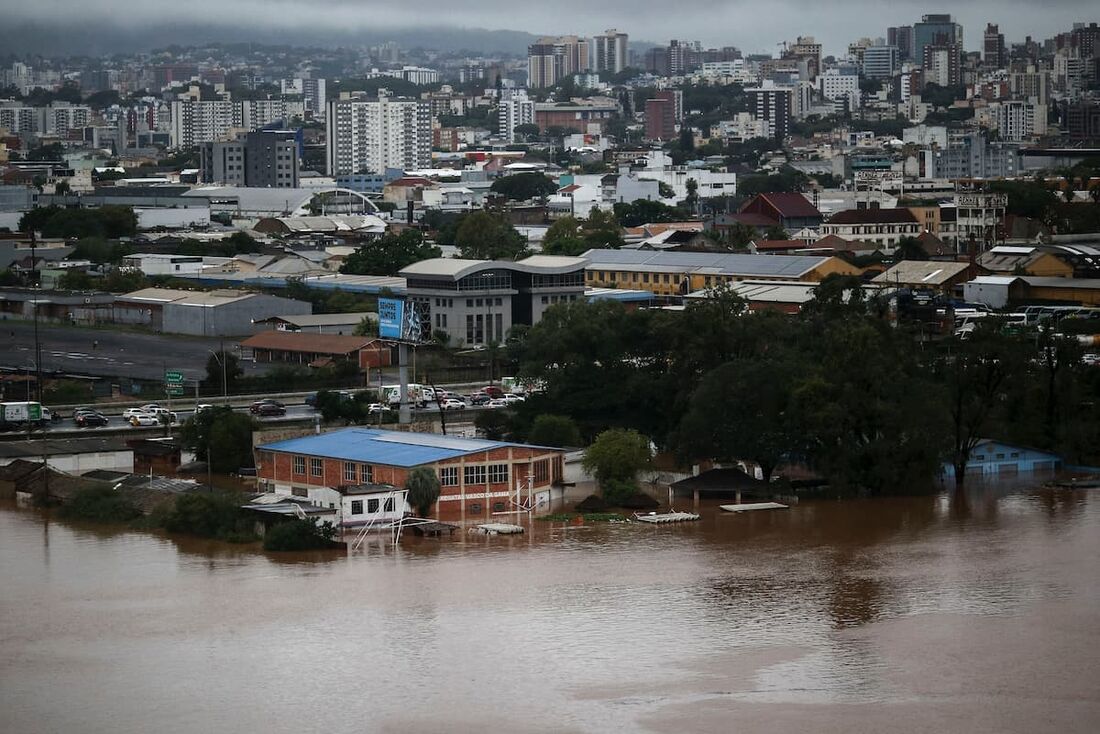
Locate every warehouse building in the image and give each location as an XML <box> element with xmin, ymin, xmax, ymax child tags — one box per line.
<box><xmin>239</xmin><ymin>332</ymin><xmax>392</xmax><ymax>369</ymax></box>
<box><xmin>113</xmin><ymin>287</ymin><xmax>311</xmax><ymax>336</ymax></box>
<box><xmin>582</xmin><ymin>249</ymin><xmax>861</xmax><ymax>297</ymax></box>
<box><xmin>255</xmin><ymin>428</ymin><xmax>565</xmax><ymax>521</ymax></box>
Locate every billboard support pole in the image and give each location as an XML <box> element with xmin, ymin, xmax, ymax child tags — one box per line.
<box><xmin>398</xmin><ymin>343</ymin><xmax>410</xmax><ymax>425</ymax></box>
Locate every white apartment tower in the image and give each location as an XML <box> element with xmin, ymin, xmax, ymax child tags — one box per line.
<box><xmin>498</xmin><ymin>89</ymin><xmax>535</xmax><ymax>143</ymax></box>
<box><xmin>169</xmin><ymin>100</ymin><xmax>289</xmax><ymax>148</ymax></box>
<box><xmin>594</xmin><ymin>30</ymin><xmax>629</xmax><ymax>74</ymax></box>
<box><xmin>325</xmin><ymin>93</ymin><xmax>431</xmax><ymax>176</ymax></box>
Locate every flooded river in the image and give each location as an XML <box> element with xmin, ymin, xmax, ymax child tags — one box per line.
<box><xmin>2</xmin><ymin>482</ymin><xmax>1098</xmax><ymax>733</ymax></box>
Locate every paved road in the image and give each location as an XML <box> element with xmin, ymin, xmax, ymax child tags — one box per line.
<box><xmin>0</xmin><ymin>321</ymin><xmax>273</xmax><ymax>381</ymax></box>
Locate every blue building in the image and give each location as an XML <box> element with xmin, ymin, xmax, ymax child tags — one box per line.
<box><xmin>942</xmin><ymin>439</ymin><xmax>1062</xmax><ymax>479</ymax></box>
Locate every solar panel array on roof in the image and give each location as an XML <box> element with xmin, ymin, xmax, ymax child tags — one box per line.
<box><xmin>582</xmin><ymin>249</ymin><xmax>829</xmax><ymax>278</ymax></box>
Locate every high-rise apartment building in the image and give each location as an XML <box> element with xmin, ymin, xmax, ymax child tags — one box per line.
<box><xmin>785</xmin><ymin>36</ymin><xmax>823</xmax><ymax>80</ymax></box>
<box><xmin>913</xmin><ymin>15</ymin><xmax>963</xmax><ymax>66</ymax></box>
<box><xmin>644</xmin><ymin>98</ymin><xmax>675</xmax><ymax>141</ymax></box>
<box><xmin>746</xmin><ymin>82</ymin><xmax>792</xmax><ymax>140</ymax></box>
<box><xmin>498</xmin><ymin>89</ymin><xmax>535</xmax><ymax>143</ymax></box>
<box><xmin>923</xmin><ymin>44</ymin><xmax>962</xmax><ymax>87</ymax></box>
<box><xmin>201</xmin><ymin>130</ymin><xmax>300</xmax><ymax>188</ymax></box>
<box><xmin>594</xmin><ymin>29</ymin><xmax>629</xmax><ymax>74</ymax></box>
<box><xmin>0</xmin><ymin>101</ymin><xmax>90</xmax><ymax>136</ymax></box>
<box><xmin>281</xmin><ymin>77</ymin><xmax>327</xmax><ymax>120</ymax></box>
<box><xmin>983</xmin><ymin>24</ymin><xmax>1006</xmax><ymax>68</ymax></box>
<box><xmin>325</xmin><ymin>93</ymin><xmax>431</xmax><ymax>176</ymax></box>
<box><xmin>169</xmin><ymin>100</ymin><xmax>289</xmax><ymax>148</ymax></box>
<box><xmin>527</xmin><ymin>36</ymin><xmax>590</xmax><ymax>88</ymax></box>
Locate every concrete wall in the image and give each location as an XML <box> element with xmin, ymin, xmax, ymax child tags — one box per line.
<box><xmin>0</xmin><ymin>450</ymin><xmax>134</xmax><ymax>475</ymax></box>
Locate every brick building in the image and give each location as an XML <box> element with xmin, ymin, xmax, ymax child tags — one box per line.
<box><xmin>240</xmin><ymin>332</ymin><xmax>392</xmax><ymax>370</ymax></box>
<box><xmin>255</xmin><ymin>428</ymin><xmax>565</xmax><ymax>521</ymax></box>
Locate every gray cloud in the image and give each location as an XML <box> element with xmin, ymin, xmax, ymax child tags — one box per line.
<box><xmin>2</xmin><ymin>0</ymin><xmax>1096</xmax><ymax>56</ymax></box>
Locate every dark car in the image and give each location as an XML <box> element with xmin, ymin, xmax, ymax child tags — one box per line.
<box><xmin>304</xmin><ymin>392</ymin><xmax>318</xmax><ymax>408</ymax></box>
<box><xmin>255</xmin><ymin>402</ymin><xmax>286</xmax><ymax>417</ymax></box>
<box><xmin>467</xmin><ymin>393</ymin><xmax>491</xmax><ymax>406</ymax></box>
<box><xmin>74</xmin><ymin>412</ymin><xmax>109</xmax><ymax>427</ymax></box>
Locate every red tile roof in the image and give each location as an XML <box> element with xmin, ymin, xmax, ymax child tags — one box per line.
<box><xmin>827</xmin><ymin>208</ymin><xmax>919</xmax><ymax>225</ymax></box>
<box><xmin>241</xmin><ymin>332</ymin><xmax>382</xmax><ymax>356</ymax></box>
<box><xmin>757</xmin><ymin>192</ymin><xmax>822</xmax><ymax>218</ymax></box>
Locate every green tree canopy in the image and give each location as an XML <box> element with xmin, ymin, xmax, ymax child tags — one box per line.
<box><xmin>527</xmin><ymin>414</ymin><xmax>583</xmax><ymax>448</ymax></box>
<box><xmin>455</xmin><ymin>211</ymin><xmax>528</xmax><ymax>260</ymax></box>
<box><xmin>405</xmin><ymin>466</ymin><xmax>441</xmax><ymax>517</ymax></box>
<box><xmin>490</xmin><ymin>172</ymin><xmax>558</xmax><ymax>201</ymax></box>
<box><xmin>179</xmin><ymin>406</ymin><xmax>258</xmax><ymax>474</ymax></box>
<box><xmin>612</xmin><ymin>199</ymin><xmax>685</xmax><ymax>228</ymax></box>
<box><xmin>341</xmin><ymin>229</ymin><xmax>442</xmax><ymax>276</ymax></box>
<box><xmin>582</xmin><ymin>428</ymin><xmax>653</xmax><ymax>503</ymax></box>
<box><xmin>19</xmin><ymin>205</ymin><xmax>138</xmax><ymax>239</ymax></box>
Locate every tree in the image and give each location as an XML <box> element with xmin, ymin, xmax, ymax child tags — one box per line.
<box><xmin>263</xmin><ymin>518</ymin><xmax>337</xmax><ymax>551</ymax></box>
<box><xmin>894</xmin><ymin>236</ymin><xmax>928</xmax><ymax>261</ymax></box>
<box><xmin>677</xmin><ymin>360</ymin><xmax>797</xmax><ymax>482</ymax></box>
<box><xmin>527</xmin><ymin>414</ymin><xmax>582</xmax><ymax>448</ymax></box>
<box><xmin>582</xmin><ymin>428</ymin><xmax>653</xmax><ymax>503</ymax></box>
<box><xmin>612</xmin><ymin>199</ymin><xmax>683</xmax><ymax>228</ymax></box>
<box><xmin>57</xmin><ymin>269</ymin><xmax>94</xmax><ymax>290</ymax></box>
<box><xmin>455</xmin><ymin>211</ymin><xmax>528</xmax><ymax>260</ymax></box>
<box><xmin>541</xmin><ymin>216</ymin><xmax>587</xmax><ymax>256</ymax></box>
<box><xmin>684</xmin><ymin>178</ymin><xmax>699</xmax><ymax>214</ymax></box>
<box><xmin>490</xmin><ymin>172</ymin><xmax>557</xmax><ymax>201</ymax></box>
<box><xmin>340</xmin><ymin>229</ymin><xmax>442</xmax><ymax>276</ymax></box>
<box><xmin>475</xmin><ymin>410</ymin><xmax>511</xmax><ymax>440</ymax></box>
<box><xmin>514</xmin><ymin>123</ymin><xmax>541</xmax><ymax>141</ymax></box>
<box><xmin>54</xmin><ymin>180</ymin><xmax>71</xmax><ymax>196</ymax></box>
<box><xmin>935</xmin><ymin>324</ymin><xmax>1027</xmax><ymax>489</ymax></box>
<box><xmin>353</xmin><ymin>316</ymin><xmax>377</xmax><ymax>337</ymax></box>
<box><xmin>19</xmin><ymin>205</ymin><xmax>138</xmax><ymax>239</ymax></box>
<box><xmin>179</xmin><ymin>406</ymin><xmax>258</xmax><ymax>474</ymax></box>
<box><xmin>405</xmin><ymin>466</ymin><xmax>441</xmax><ymax>517</ymax></box>
<box><xmin>204</xmin><ymin>351</ymin><xmax>243</xmax><ymax>395</ymax></box>
<box><xmin>763</xmin><ymin>225</ymin><xmax>789</xmax><ymax>241</ymax></box>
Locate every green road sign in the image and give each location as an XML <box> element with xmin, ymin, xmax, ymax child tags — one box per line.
<box><xmin>164</xmin><ymin>371</ymin><xmax>184</xmax><ymax>384</ymax></box>
<box><xmin>28</xmin><ymin>404</ymin><xmax>42</xmax><ymax>421</ymax></box>
<box><xmin>166</xmin><ymin>386</ymin><xmax>185</xmax><ymax>396</ymax></box>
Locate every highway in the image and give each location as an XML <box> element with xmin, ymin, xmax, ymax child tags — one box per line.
<box><xmin>1</xmin><ymin>321</ymin><xmax>276</xmax><ymax>381</ymax></box>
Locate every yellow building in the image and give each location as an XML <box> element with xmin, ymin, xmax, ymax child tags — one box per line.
<box><xmin>582</xmin><ymin>249</ymin><xmax>861</xmax><ymax>297</ymax></box>
<box><xmin>978</xmin><ymin>246</ymin><xmax>1075</xmax><ymax>278</ymax></box>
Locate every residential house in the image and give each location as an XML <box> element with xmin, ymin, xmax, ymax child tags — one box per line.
<box><xmin>941</xmin><ymin>439</ymin><xmax>1061</xmax><ymax>479</ymax></box>
<box><xmin>872</xmin><ymin>260</ymin><xmax>977</xmax><ymax>295</ymax></box>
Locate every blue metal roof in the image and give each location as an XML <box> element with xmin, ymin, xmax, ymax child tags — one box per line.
<box><xmin>258</xmin><ymin>428</ymin><xmax>551</xmax><ymax>467</ymax></box>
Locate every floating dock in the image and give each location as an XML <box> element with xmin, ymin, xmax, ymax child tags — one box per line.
<box><xmin>633</xmin><ymin>511</ymin><xmax>700</xmax><ymax>524</ymax></box>
<box><xmin>471</xmin><ymin>523</ymin><xmax>525</xmax><ymax>535</ymax></box>
<box><xmin>720</xmin><ymin>502</ymin><xmax>789</xmax><ymax>513</ymax></box>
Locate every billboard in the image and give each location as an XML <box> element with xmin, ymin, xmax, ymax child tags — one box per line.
<box><xmin>378</xmin><ymin>298</ymin><xmax>428</xmax><ymax>342</ymax></box>
<box><xmin>378</xmin><ymin>298</ymin><xmax>404</xmax><ymax>340</ymax></box>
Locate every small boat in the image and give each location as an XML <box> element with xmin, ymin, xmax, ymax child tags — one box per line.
<box><xmin>720</xmin><ymin>502</ymin><xmax>789</xmax><ymax>513</ymax></box>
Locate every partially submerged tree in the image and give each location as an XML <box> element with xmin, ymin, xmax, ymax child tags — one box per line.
<box><xmin>405</xmin><ymin>466</ymin><xmax>441</xmax><ymax>518</ymax></box>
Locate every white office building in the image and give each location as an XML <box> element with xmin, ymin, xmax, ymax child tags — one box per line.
<box><xmin>325</xmin><ymin>93</ymin><xmax>431</xmax><ymax>176</ymax></box>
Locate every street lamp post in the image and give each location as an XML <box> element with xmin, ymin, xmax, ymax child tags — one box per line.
<box><xmin>208</xmin><ymin>348</ymin><xmax>228</xmax><ymax>405</ymax></box>
<box><xmin>482</xmin><ymin>272</ymin><xmax>495</xmax><ymax>385</ymax></box>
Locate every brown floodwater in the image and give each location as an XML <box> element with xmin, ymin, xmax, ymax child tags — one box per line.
<box><xmin>1</xmin><ymin>480</ymin><xmax>1098</xmax><ymax>734</ymax></box>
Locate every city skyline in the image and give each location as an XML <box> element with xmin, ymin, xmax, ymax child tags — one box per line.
<box><xmin>1</xmin><ymin>1</ymin><xmax>1097</xmax><ymax>57</ymax></box>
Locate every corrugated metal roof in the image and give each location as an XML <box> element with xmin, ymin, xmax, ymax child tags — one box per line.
<box><xmin>581</xmin><ymin>249</ymin><xmax>828</xmax><ymax>278</ymax></box>
<box><xmin>258</xmin><ymin>427</ymin><xmax>557</xmax><ymax>468</ymax></box>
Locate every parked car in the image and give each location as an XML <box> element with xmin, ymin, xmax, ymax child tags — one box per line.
<box><xmin>194</xmin><ymin>404</ymin><xmax>214</xmax><ymax>413</ymax></box>
<box><xmin>439</xmin><ymin>398</ymin><xmax>466</xmax><ymax>410</ymax></box>
<box><xmin>140</xmin><ymin>403</ymin><xmax>162</xmax><ymax>412</ymax></box>
<box><xmin>122</xmin><ymin>407</ymin><xmax>150</xmax><ymax>420</ymax></box>
<box><xmin>501</xmin><ymin>394</ymin><xmax>525</xmax><ymax>405</ymax></box>
<box><xmin>129</xmin><ymin>413</ymin><xmax>159</xmax><ymax>427</ymax></box>
<box><xmin>304</xmin><ymin>392</ymin><xmax>318</xmax><ymax>407</ymax></box>
<box><xmin>74</xmin><ymin>412</ymin><xmax>108</xmax><ymax>428</ymax></box>
<box><xmin>255</xmin><ymin>402</ymin><xmax>286</xmax><ymax>417</ymax></box>
<box><xmin>467</xmin><ymin>393</ymin><xmax>491</xmax><ymax>406</ymax></box>
<box><xmin>479</xmin><ymin>386</ymin><xmax>505</xmax><ymax>399</ymax></box>
<box><xmin>486</xmin><ymin>398</ymin><xmax>509</xmax><ymax>409</ymax></box>
<box><xmin>250</xmin><ymin>399</ymin><xmax>285</xmax><ymax>414</ymax></box>
<box><xmin>367</xmin><ymin>403</ymin><xmax>391</xmax><ymax>415</ymax></box>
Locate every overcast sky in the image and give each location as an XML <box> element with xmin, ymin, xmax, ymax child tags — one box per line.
<box><xmin>3</xmin><ymin>1</ymin><xmax>1096</xmax><ymax>56</ymax></box>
